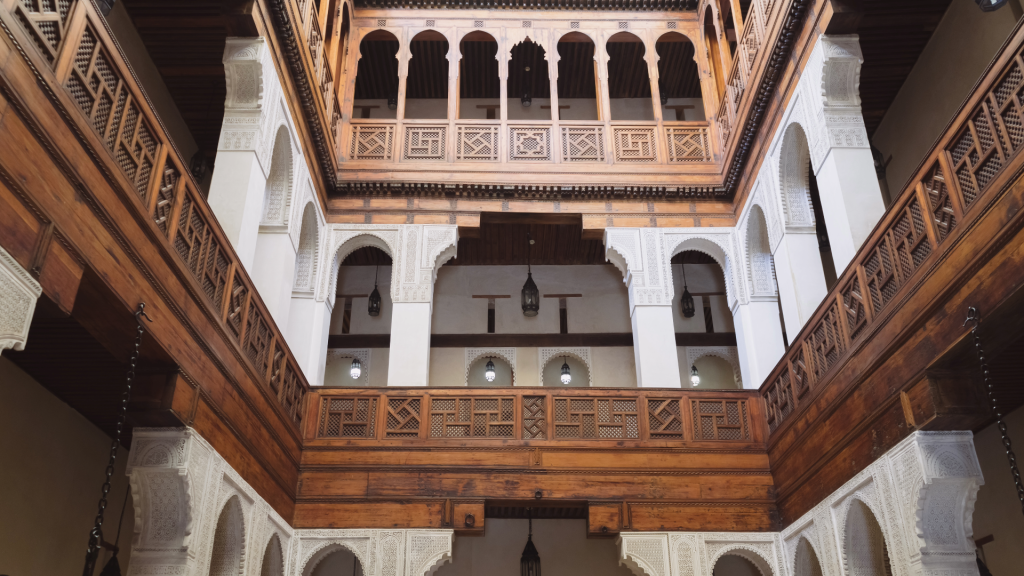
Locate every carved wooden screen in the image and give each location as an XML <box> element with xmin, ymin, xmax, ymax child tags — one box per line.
<box><xmin>385</xmin><ymin>397</ymin><xmax>422</xmax><ymax>438</ymax></box>
<box><xmin>807</xmin><ymin>300</ymin><xmax>846</xmax><ymax>381</ymax></box>
<box><xmin>922</xmin><ymin>163</ymin><xmax>958</xmax><ymax>243</ymax></box>
<box><xmin>647</xmin><ymin>398</ymin><xmax>684</xmax><ymax>440</ymax></box>
<box><xmin>691</xmin><ymin>399</ymin><xmax>750</xmax><ymax>441</ymax></box>
<box><xmin>430</xmin><ymin>398</ymin><xmax>515</xmax><ymax>438</ymax></box>
<box><xmin>553</xmin><ymin>398</ymin><xmax>640</xmax><ymax>439</ymax></box>
<box><xmin>523</xmin><ymin>396</ymin><xmax>547</xmax><ymax>440</ymax></box>
<box><xmin>319</xmin><ymin>397</ymin><xmax>378</xmax><ymax>438</ymax></box>
<box><xmin>172</xmin><ymin>190</ymin><xmax>231</xmax><ymax>310</ymax></box>
<box><xmin>14</xmin><ymin>0</ymin><xmax>74</xmax><ymax>65</ymax></box>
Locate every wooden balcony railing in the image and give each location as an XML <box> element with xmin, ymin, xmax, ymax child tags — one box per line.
<box><xmin>6</xmin><ymin>0</ymin><xmax>309</xmax><ymax>427</ymax></box>
<box><xmin>309</xmin><ymin>387</ymin><xmax>767</xmax><ymax>446</ymax></box>
<box><xmin>761</xmin><ymin>22</ymin><xmax>1024</xmax><ymax>434</ymax></box>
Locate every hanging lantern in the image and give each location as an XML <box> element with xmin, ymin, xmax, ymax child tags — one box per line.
<box><xmin>520</xmin><ymin>512</ymin><xmax>541</xmax><ymax>576</ymax></box>
<box><xmin>690</xmin><ymin>365</ymin><xmax>700</xmax><ymax>387</ymax></box>
<box><xmin>560</xmin><ymin>357</ymin><xmax>571</xmax><ymax>385</ymax></box>
<box><xmin>521</xmin><ymin>91</ymin><xmax>532</xmax><ymax>107</ymax></box>
<box><xmin>975</xmin><ymin>0</ymin><xmax>1007</xmax><ymax>12</ymax></box>
<box><xmin>659</xmin><ymin>82</ymin><xmax>668</xmax><ymax>106</ymax></box>
<box><xmin>368</xmin><ymin>264</ymin><xmax>382</xmax><ymax>317</ymax></box>
<box><xmin>350</xmin><ymin>357</ymin><xmax>362</xmax><ymax>380</ymax></box>
<box><xmin>485</xmin><ymin>359</ymin><xmax>496</xmax><ymax>382</ymax></box>
<box><xmin>680</xmin><ymin>263</ymin><xmax>695</xmax><ymax>318</ymax></box>
<box><xmin>387</xmin><ymin>89</ymin><xmax>398</xmax><ymax>110</ymax></box>
<box><xmin>522</xmin><ymin>234</ymin><xmax>540</xmax><ymax>317</ymax></box>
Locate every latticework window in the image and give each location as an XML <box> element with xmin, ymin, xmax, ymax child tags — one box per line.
<box><xmin>429</xmin><ymin>398</ymin><xmax>515</xmax><ymax>438</ymax></box>
<box><xmin>553</xmin><ymin>398</ymin><xmax>639</xmax><ymax>439</ymax></box>
<box><xmin>319</xmin><ymin>397</ymin><xmax>378</xmax><ymax>438</ymax></box>
<box><xmin>691</xmin><ymin>400</ymin><xmax>749</xmax><ymax>441</ymax></box>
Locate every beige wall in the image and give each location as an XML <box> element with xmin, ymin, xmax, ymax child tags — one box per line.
<box><xmin>0</xmin><ymin>357</ymin><xmax>135</xmax><ymax>576</ymax></box>
<box><xmin>436</xmin><ymin>519</ymin><xmax>634</xmax><ymax>576</ymax></box>
<box><xmin>871</xmin><ymin>0</ymin><xmax>1018</xmax><ymax>193</ymax></box>
<box><xmin>972</xmin><ymin>403</ymin><xmax>1024</xmax><ymax>575</ymax></box>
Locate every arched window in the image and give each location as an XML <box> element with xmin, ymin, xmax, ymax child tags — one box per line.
<box><xmin>541</xmin><ymin>355</ymin><xmax>590</xmax><ymax>387</ymax></box>
<box><xmin>458</xmin><ymin>31</ymin><xmax>499</xmax><ymax>119</ymax></box>
<box><xmin>406</xmin><ymin>30</ymin><xmax>449</xmax><ymax>119</ymax></box>
<box><xmin>209</xmin><ymin>496</ymin><xmax>244</xmax><ymax>576</ymax></box>
<box><xmin>507</xmin><ymin>39</ymin><xmax>550</xmax><ymax>120</ymax></box>
<box><xmin>467</xmin><ymin>355</ymin><xmax>514</xmax><ymax>387</ymax></box>
<box><xmin>703</xmin><ymin>8</ymin><xmax>727</xmax><ymax>101</ymax></box>
<box><xmin>843</xmin><ymin>500</ymin><xmax>895</xmax><ymax>576</ymax></box>
<box><xmin>260</xmin><ymin>533</ymin><xmax>284</xmax><ymax>576</ymax></box>
<box><xmin>656</xmin><ymin>32</ymin><xmax>705</xmax><ymax>121</ymax></box>
<box><xmin>353</xmin><ymin>30</ymin><xmax>399</xmax><ymax>119</ymax></box>
<box><xmin>557</xmin><ymin>32</ymin><xmax>598</xmax><ymax>120</ymax></box>
<box><xmin>606</xmin><ymin>32</ymin><xmax>654</xmax><ymax>120</ymax></box>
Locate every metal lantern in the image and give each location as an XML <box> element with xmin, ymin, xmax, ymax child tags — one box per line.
<box><xmin>560</xmin><ymin>357</ymin><xmax>571</xmax><ymax>385</ymax></box>
<box><xmin>485</xmin><ymin>359</ymin><xmax>496</xmax><ymax>382</ymax></box>
<box><xmin>975</xmin><ymin>0</ymin><xmax>1008</xmax><ymax>12</ymax></box>
<box><xmin>368</xmin><ymin>265</ymin><xmax>382</xmax><ymax>317</ymax></box>
<box><xmin>680</xmin><ymin>264</ymin><xmax>695</xmax><ymax>318</ymax></box>
<box><xmin>350</xmin><ymin>357</ymin><xmax>362</xmax><ymax>380</ymax></box>
<box><xmin>690</xmin><ymin>365</ymin><xmax>700</xmax><ymax>387</ymax></box>
<box><xmin>522</xmin><ymin>234</ymin><xmax>540</xmax><ymax>317</ymax></box>
<box><xmin>521</xmin><ymin>91</ymin><xmax>532</xmax><ymax>107</ymax></box>
<box><xmin>520</xmin><ymin>513</ymin><xmax>541</xmax><ymax>576</ymax></box>
<box><xmin>387</xmin><ymin>90</ymin><xmax>398</xmax><ymax>110</ymax></box>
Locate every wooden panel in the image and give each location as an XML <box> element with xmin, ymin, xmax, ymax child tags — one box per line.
<box><xmin>627</xmin><ymin>502</ymin><xmax>778</xmax><ymax>532</ymax></box>
<box><xmin>293</xmin><ymin>501</ymin><xmax>446</xmax><ymax>529</ymax></box>
<box><xmin>0</xmin><ymin>172</ymin><xmax>44</xmax><ymax>268</ymax></box>
<box><xmin>588</xmin><ymin>502</ymin><xmax>622</xmax><ymax>537</ymax></box>
<box><xmin>452</xmin><ymin>500</ymin><xmax>485</xmax><ymax>535</ymax></box>
<box><xmin>36</xmin><ymin>235</ymin><xmax>84</xmax><ymax>314</ymax></box>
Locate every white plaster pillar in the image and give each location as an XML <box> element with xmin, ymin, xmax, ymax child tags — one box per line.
<box><xmin>288</xmin><ymin>293</ymin><xmax>333</xmax><ymax>387</ymax></box>
<box><xmin>772</xmin><ymin>231</ymin><xmax>828</xmax><ymax>338</ymax></box>
<box><xmin>251</xmin><ymin>227</ymin><xmax>297</xmax><ymax>330</ymax></box>
<box><xmin>0</xmin><ymin>245</ymin><xmax>41</xmax><ymax>356</ymax></box>
<box><xmin>388</xmin><ymin>302</ymin><xmax>434</xmax><ymax>386</ymax></box>
<box><xmin>732</xmin><ymin>299</ymin><xmax>785</xmax><ymax>388</ymax></box>
<box><xmin>208</xmin><ymin>150</ymin><xmax>267</xmax><ymax>268</ymax></box>
<box><xmin>815</xmin><ymin>147</ymin><xmax>885</xmax><ymax>271</ymax></box>
<box><xmin>630</xmin><ymin>304</ymin><xmax>681</xmax><ymax>387</ymax></box>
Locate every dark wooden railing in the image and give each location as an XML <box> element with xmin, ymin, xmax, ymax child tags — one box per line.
<box><xmin>761</xmin><ymin>22</ymin><xmax>1024</xmax><ymax>434</ymax></box>
<box><xmin>310</xmin><ymin>387</ymin><xmax>767</xmax><ymax>446</ymax></box>
<box><xmin>6</xmin><ymin>0</ymin><xmax>309</xmax><ymax>427</ymax></box>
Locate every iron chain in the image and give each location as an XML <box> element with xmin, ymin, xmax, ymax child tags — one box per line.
<box><xmin>965</xmin><ymin>306</ymin><xmax>1024</xmax><ymax>516</ymax></box>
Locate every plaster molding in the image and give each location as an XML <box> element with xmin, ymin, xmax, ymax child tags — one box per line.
<box><xmin>0</xmin><ymin>245</ymin><xmax>41</xmax><ymax>357</ymax></box>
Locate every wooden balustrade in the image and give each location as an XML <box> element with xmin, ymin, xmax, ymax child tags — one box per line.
<box><xmin>311</xmin><ymin>387</ymin><xmax>766</xmax><ymax>445</ymax></box>
<box><xmin>761</xmin><ymin>23</ymin><xmax>1024</xmax><ymax>434</ymax></box>
<box><xmin>6</xmin><ymin>0</ymin><xmax>309</xmax><ymax>427</ymax></box>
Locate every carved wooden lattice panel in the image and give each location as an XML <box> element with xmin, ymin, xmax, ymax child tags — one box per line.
<box><xmin>456</xmin><ymin>126</ymin><xmax>498</xmax><ymax>161</ymax></box>
<box><xmin>350</xmin><ymin>125</ymin><xmax>395</xmax><ymax>160</ymax></box>
<box><xmin>717</xmin><ymin>100</ymin><xmax>732</xmax><ymax>146</ymax></box>
<box><xmin>172</xmin><ymin>189</ymin><xmax>230</xmax><ymax>309</ymax></box>
<box><xmin>523</xmin><ymin>396</ymin><xmax>546</xmax><ymax>439</ymax></box>
<box><xmin>509</xmin><ymin>127</ymin><xmax>552</xmax><ymax>161</ymax></box>
<box><xmin>948</xmin><ymin>103</ymin><xmax>1008</xmax><ymax>208</ymax></box>
<box><xmin>13</xmin><ymin>0</ymin><xmax>73</xmax><ymax>65</ymax></box>
<box><xmin>319</xmin><ymin>398</ymin><xmax>377</xmax><ymax>438</ymax></box>
<box><xmin>553</xmin><ymin>398</ymin><xmax>639</xmax><ymax>439</ymax></box>
<box><xmin>430</xmin><ymin>398</ymin><xmax>515</xmax><ymax>438</ymax></box>
<box><xmin>243</xmin><ymin>302</ymin><xmax>272</xmax><ymax>377</ymax></box>
<box><xmin>279</xmin><ymin>361</ymin><xmax>305</xmax><ymax>425</ymax></box>
<box><xmin>807</xmin><ymin>300</ymin><xmax>846</xmax><ymax>381</ymax></box>
<box><xmin>561</xmin><ymin>126</ymin><xmax>605</xmax><ymax>162</ymax></box>
<box><xmin>791</xmin><ymin>346</ymin><xmax>809</xmax><ymax>399</ymax></box>
<box><xmin>691</xmin><ymin>399</ymin><xmax>749</xmax><ymax>441</ymax></box>
<box><xmin>225</xmin><ymin>269</ymin><xmax>248</xmax><ymax>340</ymax></box>
<box><xmin>404</xmin><ymin>126</ymin><xmax>447</xmax><ymax>161</ymax></box>
<box><xmin>840</xmin><ymin>276</ymin><xmax>869</xmax><ymax>342</ymax></box>
<box><xmin>862</xmin><ymin>235</ymin><xmax>898</xmax><ymax>316</ymax></box>
<box><xmin>613</xmin><ymin>128</ymin><xmax>657</xmax><ymax>162</ymax></box>
<box><xmin>385</xmin><ymin>397</ymin><xmax>422</xmax><ymax>438</ymax></box>
<box><xmin>864</xmin><ymin>198</ymin><xmax>931</xmax><ymax>314</ymax></box>
<box><xmin>647</xmin><ymin>398</ymin><xmax>684</xmax><ymax>440</ymax></box>
<box><xmin>764</xmin><ymin>371</ymin><xmax>793</xmax><ymax>433</ymax></box>
<box><xmin>922</xmin><ymin>162</ymin><xmax>957</xmax><ymax>243</ymax></box>
<box><xmin>152</xmin><ymin>164</ymin><xmax>179</xmax><ymax>235</ymax></box>
<box><xmin>666</xmin><ymin>127</ymin><xmax>710</xmax><ymax>162</ymax></box>
<box><xmin>66</xmin><ymin>24</ymin><xmax>160</xmax><ymax>201</ymax></box>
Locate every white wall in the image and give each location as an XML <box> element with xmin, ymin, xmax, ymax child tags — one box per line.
<box><xmin>435</xmin><ymin>519</ymin><xmax>634</xmax><ymax>576</ymax></box>
<box><xmin>352</xmin><ymin>98</ymin><xmax>398</xmax><ymax>119</ymax></box>
<box><xmin>972</xmin><ymin>404</ymin><xmax>1024</xmax><ymax>575</ymax></box>
<box><xmin>0</xmin><ymin>357</ymin><xmax>135</xmax><ymax>576</ymax></box>
<box><xmin>391</xmin><ymin>97</ymin><xmax>706</xmax><ymax>121</ymax></box>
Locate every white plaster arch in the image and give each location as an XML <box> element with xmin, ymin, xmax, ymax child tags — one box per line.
<box><xmin>293</xmin><ymin>201</ymin><xmax>320</xmax><ymax>292</ymax></box>
<box><xmin>262</xmin><ymin>126</ymin><xmax>295</xmax><ymax>226</ymax></box>
<box><xmin>791</xmin><ymin>536</ymin><xmax>824</xmax><ymax>576</ymax></box>
<box><xmin>664</xmin><ymin>232</ymin><xmax>744</xmax><ymax>309</ymax></box>
<box><xmin>320</xmin><ymin>229</ymin><xmax>398</xmax><ymax>302</ymax></box>
<box><xmin>259</xmin><ymin>531</ymin><xmax>286</xmax><ymax>576</ymax></box>
<box><xmin>744</xmin><ymin>203</ymin><xmax>776</xmax><ymax>297</ymax></box>
<box><xmin>841</xmin><ymin>497</ymin><xmax>894</xmax><ymax>576</ymax></box>
<box><xmin>685</xmin><ymin>346</ymin><xmax>742</xmax><ymax>388</ymax></box>
<box><xmin>709</xmin><ymin>545</ymin><xmax>776</xmax><ymax>576</ymax></box>
<box><xmin>538</xmin><ymin>347</ymin><xmax>592</xmax><ymax>387</ymax></box>
<box><xmin>301</xmin><ymin>541</ymin><xmax>369</xmax><ymax>576</ymax></box>
<box><xmin>210</xmin><ymin>495</ymin><xmax>247</xmax><ymax>576</ymax></box>
<box><xmin>777</xmin><ymin>121</ymin><xmax>815</xmax><ymax>230</ymax></box>
<box><xmin>465</xmin><ymin>348</ymin><xmax>517</xmax><ymax>386</ymax></box>
<box><xmin>452</xmin><ymin>28</ymin><xmax>502</xmax><ymax>76</ymax></box>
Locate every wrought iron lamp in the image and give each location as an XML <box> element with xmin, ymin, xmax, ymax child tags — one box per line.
<box><xmin>680</xmin><ymin>263</ymin><xmax>695</xmax><ymax>318</ymax></box>
<box><xmin>659</xmin><ymin>82</ymin><xmax>668</xmax><ymax>106</ymax></box>
<box><xmin>690</xmin><ymin>365</ymin><xmax>700</xmax><ymax>387</ymax></box>
<box><xmin>485</xmin><ymin>359</ymin><xmax>496</xmax><ymax>382</ymax></box>
<box><xmin>350</xmin><ymin>357</ymin><xmax>362</xmax><ymax>380</ymax></box>
<box><xmin>521</xmin><ymin>233</ymin><xmax>540</xmax><ymax>317</ymax></box>
<box><xmin>520</xmin><ymin>509</ymin><xmax>541</xmax><ymax>576</ymax></box>
<box><xmin>521</xmin><ymin>91</ymin><xmax>532</xmax><ymax>107</ymax></box>
<box><xmin>387</xmin><ymin>90</ymin><xmax>398</xmax><ymax>110</ymax></box>
<box><xmin>560</xmin><ymin>357</ymin><xmax>571</xmax><ymax>385</ymax></box>
<box><xmin>368</xmin><ymin>264</ymin><xmax>382</xmax><ymax>317</ymax></box>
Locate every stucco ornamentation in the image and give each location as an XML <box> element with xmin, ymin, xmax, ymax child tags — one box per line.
<box><xmin>0</xmin><ymin>245</ymin><xmax>41</xmax><ymax>357</ymax></box>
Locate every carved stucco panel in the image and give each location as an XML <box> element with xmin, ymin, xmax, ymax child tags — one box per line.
<box><xmin>0</xmin><ymin>245</ymin><xmax>41</xmax><ymax>356</ymax></box>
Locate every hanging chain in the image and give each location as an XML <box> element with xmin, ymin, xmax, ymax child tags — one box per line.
<box><xmin>83</xmin><ymin>303</ymin><xmax>152</xmax><ymax>576</ymax></box>
<box><xmin>964</xmin><ymin>306</ymin><xmax>1024</xmax><ymax>515</ymax></box>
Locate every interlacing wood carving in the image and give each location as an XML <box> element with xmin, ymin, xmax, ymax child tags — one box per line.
<box><xmin>692</xmin><ymin>399</ymin><xmax>750</xmax><ymax>441</ymax></box>
<box><xmin>429</xmin><ymin>397</ymin><xmax>515</xmax><ymax>438</ymax></box>
<box><xmin>319</xmin><ymin>398</ymin><xmax>378</xmax><ymax>438</ymax></box>
<box><xmin>763</xmin><ymin>33</ymin><xmax>1024</xmax><ymax>434</ymax></box>
<box><xmin>7</xmin><ymin>0</ymin><xmax>310</xmax><ymax>427</ymax></box>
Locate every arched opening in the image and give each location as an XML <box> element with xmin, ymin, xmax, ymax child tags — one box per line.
<box><xmin>746</xmin><ymin>205</ymin><xmax>787</xmax><ymax>347</ymax></box>
<box><xmin>467</xmin><ymin>355</ymin><xmax>514</xmax><ymax>387</ymax></box>
<box><xmin>458</xmin><ymin>31</ymin><xmax>499</xmax><ymax>119</ymax></box>
<box><xmin>406</xmin><ymin>30</ymin><xmax>449</xmax><ymax>120</ymax></box>
<box><xmin>656</xmin><ymin>32</ymin><xmax>705</xmax><ymax>121</ymax></box>
<box><xmin>780</xmin><ymin>123</ymin><xmax>837</xmax><ymax>289</ymax></box>
<box><xmin>307</xmin><ymin>545</ymin><xmax>364</xmax><ymax>576</ymax></box>
<box><xmin>670</xmin><ymin>250</ymin><xmax>733</xmax><ymax>334</ymax></box>
<box><xmin>557</xmin><ymin>32</ymin><xmax>598</xmax><ymax>120</ymax></box>
<box><xmin>606</xmin><ymin>32</ymin><xmax>654</xmax><ymax>120</ymax></box>
<box><xmin>808</xmin><ymin>159</ymin><xmax>837</xmax><ymax>288</ymax></box>
<box><xmin>353</xmin><ymin>30</ymin><xmax>399</xmax><ymax>119</ymax></box>
<box><xmin>507</xmin><ymin>38</ymin><xmax>550</xmax><ymax>120</ymax></box>
<box><xmin>793</xmin><ymin>537</ymin><xmax>824</xmax><ymax>576</ymax></box>
<box><xmin>703</xmin><ymin>9</ymin><xmax>727</xmax><ymax>101</ymax></box>
<box><xmin>843</xmin><ymin>500</ymin><xmax>894</xmax><ymax>576</ymax></box>
<box><xmin>251</xmin><ymin>126</ymin><xmax>296</xmax><ymax>328</ymax></box>
<box><xmin>712</xmin><ymin>553</ymin><xmax>766</xmax><ymax>576</ymax></box>
<box><xmin>210</xmin><ymin>496</ymin><xmax>244</xmax><ymax>576</ymax></box>
<box><xmin>692</xmin><ymin>355</ymin><xmax>739</xmax><ymax>389</ymax></box>
<box><xmin>260</xmin><ymin>533</ymin><xmax>284</xmax><ymax>576</ymax></box>
<box><xmin>325</xmin><ymin>245</ymin><xmax>392</xmax><ymax>386</ymax></box>
<box><xmin>541</xmin><ymin>355</ymin><xmax>590</xmax><ymax>387</ymax></box>
<box><xmin>293</xmin><ymin>203</ymin><xmax>319</xmax><ymax>292</ymax></box>
<box><xmin>263</xmin><ymin>126</ymin><xmax>293</xmax><ymax>225</ymax></box>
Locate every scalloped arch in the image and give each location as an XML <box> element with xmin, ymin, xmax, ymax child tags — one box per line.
<box><xmin>301</xmin><ymin>541</ymin><xmax>368</xmax><ymax>576</ymax></box>
<box><xmin>708</xmin><ymin>545</ymin><xmax>775</xmax><ymax>576</ymax></box>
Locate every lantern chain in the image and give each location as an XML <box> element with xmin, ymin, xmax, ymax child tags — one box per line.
<box><xmin>965</xmin><ymin>306</ymin><xmax>1024</xmax><ymax>515</ymax></box>
<box><xmin>83</xmin><ymin>303</ymin><xmax>152</xmax><ymax>576</ymax></box>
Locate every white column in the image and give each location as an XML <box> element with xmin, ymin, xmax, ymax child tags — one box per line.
<box><xmin>250</xmin><ymin>228</ymin><xmax>297</xmax><ymax>329</ymax></box>
<box><xmin>630</xmin><ymin>303</ymin><xmax>681</xmax><ymax>387</ymax></box>
<box><xmin>814</xmin><ymin>147</ymin><xmax>885</xmax><ymax>271</ymax></box>
<box><xmin>388</xmin><ymin>302</ymin><xmax>433</xmax><ymax>386</ymax></box>
<box><xmin>207</xmin><ymin>151</ymin><xmax>267</xmax><ymax>269</ymax></box>
<box><xmin>732</xmin><ymin>299</ymin><xmax>785</xmax><ymax>388</ymax></box>
<box><xmin>288</xmin><ymin>294</ymin><xmax>333</xmax><ymax>387</ymax></box>
<box><xmin>772</xmin><ymin>231</ymin><xmax>828</xmax><ymax>337</ymax></box>
<box><xmin>0</xmin><ymin>245</ymin><xmax>41</xmax><ymax>356</ymax></box>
